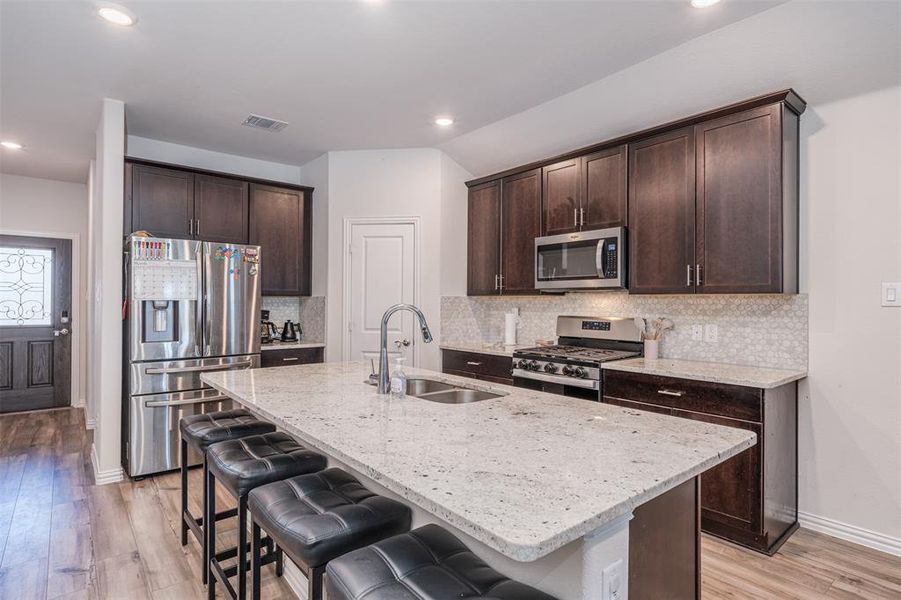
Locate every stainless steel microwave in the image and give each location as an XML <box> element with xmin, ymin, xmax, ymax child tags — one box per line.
<box><xmin>534</xmin><ymin>227</ymin><xmax>627</xmax><ymax>290</ymax></box>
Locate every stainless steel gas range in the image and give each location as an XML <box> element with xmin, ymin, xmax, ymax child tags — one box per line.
<box><xmin>512</xmin><ymin>316</ymin><xmax>643</xmax><ymax>401</ymax></box>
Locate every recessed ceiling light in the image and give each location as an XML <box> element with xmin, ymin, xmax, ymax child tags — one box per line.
<box><xmin>97</xmin><ymin>3</ymin><xmax>137</xmax><ymax>26</ymax></box>
<box><xmin>434</xmin><ymin>117</ymin><xmax>454</xmax><ymax>127</ymax></box>
<box><xmin>690</xmin><ymin>0</ymin><xmax>722</xmax><ymax>7</ymax></box>
<box><xmin>1</xmin><ymin>141</ymin><xmax>23</xmax><ymax>150</ymax></box>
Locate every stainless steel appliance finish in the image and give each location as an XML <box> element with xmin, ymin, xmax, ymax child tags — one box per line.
<box><xmin>123</xmin><ymin>235</ymin><xmax>262</xmax><ymax>477</ymax></box>
<box><xmin>535</xmin><ymin>226</ymin><xmax>627</xmax><ymax>290</ymax></box>
<box><xmin>512</xmin><ymin>316</ymin><xmax>642</xmax><ymax>399</ymax></box>
<box><xmin>127</xmin><ymin>388</ymin><xmax>236</xmax><ymax>477</ymax></box>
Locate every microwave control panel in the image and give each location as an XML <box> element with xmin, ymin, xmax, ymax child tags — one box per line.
<box><xmin>602</xmin><ymin>239</ymin><xmax>618</xmax><ymax>278</ymax></box>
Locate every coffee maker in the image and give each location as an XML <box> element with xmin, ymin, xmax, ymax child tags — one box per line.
<box><xmin>260</xmin><ymin>310</ymin><xmax>279</xmax><ymax>344</ymax></box>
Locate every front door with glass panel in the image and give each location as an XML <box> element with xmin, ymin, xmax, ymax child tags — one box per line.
<box><xmin>0</xmin><ymin>235</ymin><xmax>72</xmax><ymax>413</ymax></box>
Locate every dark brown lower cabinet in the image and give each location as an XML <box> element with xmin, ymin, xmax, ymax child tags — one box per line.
<box><xmin>259</xmin><ymin>346</ymin><xmax>323</xmax><ymax>368</ymax></box>
<box><xmin>440</xmin><ymin>349</ymin><xmax>513</xmax><ymax>385</ymax></box>
<box><xmin>604</xmin><ymin>370</ymin><xmax>798</xmax><ymax>555</ymax></box>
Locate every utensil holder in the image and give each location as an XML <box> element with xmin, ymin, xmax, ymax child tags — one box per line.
<box><xmin>645</xmin><ymin>339</ymin><xmax>659</xmax><ymax>360</ymax></box>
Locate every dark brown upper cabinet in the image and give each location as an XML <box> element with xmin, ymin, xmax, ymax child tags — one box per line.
<box><xmin>542</xmin><ymin>145</ymin><xmax>627</xmax><ymax>236</ymax></box>
<box><xmin>501</xmin><ymin>169</ymin><xmax>542</xmax><ymax>294</ymax></box>
<box><xmin>542</xmin><ymin>159</ymin><xmax>581</xmax><ymax>236</ymax></box>
<box><xmin>467</xmin><ymin>170</ymin><xmax>541</xmax><ymax>295</ymax></box>
<box><xmin>581</xmin><ymin>145</ymin><xmax>627</xmax><ymax>230</ymax></box>
<box><xmin>249</xmin><ymin>183</ymin><xmax>311</xmax><ymax>296</ymax></box>
<box><xmin>628</xmin><ymin>128</ymin><xmax>697</xmax><ymax>294</ymax></box>
<box><xmin>193</xmin><ymin>175</ymin><xmax>249</xmax><ymax>243</ymax></box>
<box><xmin>695</xmin><ymin>104</ymin><xmax>796</xmax><ymax>294</ymax></box>
<box><xmin>467</xmin><ymin>181</ymin><xmax>502</xmax><ymax>295</ymax></box>
<box><xmin>129</xmin><ymin>164</ymin><xmax>194</xmax><ymax>239</ymax></box>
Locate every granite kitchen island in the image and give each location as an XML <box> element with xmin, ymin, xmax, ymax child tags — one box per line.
<box><xmin>203</xmin><ymin>362</ymin><xmax>756</xmax><ymax>599</ymax></box>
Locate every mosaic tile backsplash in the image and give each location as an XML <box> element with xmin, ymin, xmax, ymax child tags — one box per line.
<box><xmin>441</xmin><ymin>293</ymin><xmax>808</xmax><ymax>370</ymax></box>
<box><xmin>262</xmin><ymin>296</ymin><xmax>326</xmax><ymax>343</ymax></box>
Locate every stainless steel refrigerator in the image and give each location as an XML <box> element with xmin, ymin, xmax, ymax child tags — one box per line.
<box><xmin>122</xmin><ymin>235</ymin><xmax>261</xmax><ymax>477</ymax></box>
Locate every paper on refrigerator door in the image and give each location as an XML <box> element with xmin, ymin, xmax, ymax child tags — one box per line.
<box><xmin>132</xmin><ymin>260</ymin><xmax>199</xmax><ymax>300</ymax></box>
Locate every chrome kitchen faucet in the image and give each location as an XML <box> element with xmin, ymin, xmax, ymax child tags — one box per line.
<box><xmin>377</xmin><ymin>304</ymin><xmax>433</xmax><ymax>394</ymax></box>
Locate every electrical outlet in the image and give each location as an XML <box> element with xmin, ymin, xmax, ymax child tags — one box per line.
<box><xmin>704</xmin><ymin>324</ymin><xmax>718</xmax><ymax>343</ymax></box>
<box><xmin>602</xmin><ymin>559</ymin><xmax>624</xmax><ymax>600</ymax></box>
<box><xmin>691</xmin><ymin>325</ymin><xmax>703</xmax><ymax>341</ymax></box>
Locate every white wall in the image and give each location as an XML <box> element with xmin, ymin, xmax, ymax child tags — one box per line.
<box><xmin>88</xmin><ymin>98</ymin><xmax>126</xmax><ymax>484</ymax></box>
<box><xmin>303</xmin><ymin>149</ymin><xmax>471</xmax><ymax>369</ymax></box>
<box><xmin>798</xmin><ymin>85</ymin><xmax>901</xmax><ymax>550</ymax></box>
<box><xmin>126</xmin><ymin>136</ymin><xmax>304</xmax><ymax>185</ymax></box>
<box><xmin>0</xmin><ymin>173</ymin><xmax>90</xmax><ymax>408</ymax></box>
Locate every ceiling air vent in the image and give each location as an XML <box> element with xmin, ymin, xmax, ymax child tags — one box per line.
<box><xmin>241</xmin><ymin>114</ymin><xmax>289</xmax><ymax>132</ymax></box>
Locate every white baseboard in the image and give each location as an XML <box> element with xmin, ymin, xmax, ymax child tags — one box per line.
<box><xmin>799</xmin><ymin>510</ymin><xmax>901</xmax><ymax>557</ymax></box>
<box><xmin>90</xmin><ymin>443</ymin><xmax>124</xmax><ymax>485</ymax></box>
<box><xmin>281</xmin><ymin>560</ymin><xmax>307</xmax><ymax>599</ymax></box>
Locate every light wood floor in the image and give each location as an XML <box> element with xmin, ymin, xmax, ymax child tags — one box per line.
<box><xmin>1</xmin><ymin>408</ymin><xmax>899</xmax><ymax>599</ymax></box>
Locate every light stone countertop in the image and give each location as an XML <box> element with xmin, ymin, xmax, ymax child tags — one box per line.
<box><xmin>602</xmin><ymin>358</ymin><xmax>806</xmax><ymax>389</ymax></box>
<box><xmin>260</xmin><ymin>341</ymin><xmax>326</xmax><ymax>352</ymax></box>
<box><xmin>439</xmin><ymin>342</ymin><xmax>530</xmax><ymax>357</ymax></box>
<box><xmin>202</xmin><ymin>361</ymin><xmax>755</xmax><ymax>562</ymax></box>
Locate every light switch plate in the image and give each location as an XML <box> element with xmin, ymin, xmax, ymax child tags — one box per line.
<box><xmin>704</xmin><ymin>324</ymin><xmax>719</xmax><ymax>343</ymax></box>
<box><xmin>882</xmin><ymin>282</ymin><xmax>901</xmax><ymax>307</ymax></box>
<box><xmin>602</xmin><ymin>559</ymin><xmax>623</xmax><ymax>600</ymax></box>
<box><xmin>691</xmin><ymin>325</ymin><xmax>703</xmax><ymax>341</ymax></box>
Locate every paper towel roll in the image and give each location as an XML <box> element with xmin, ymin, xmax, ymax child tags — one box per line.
<box><xmin>504</xmin><ymin>312</ymin><xmax>518</xmax><ymax>345</ymax></box>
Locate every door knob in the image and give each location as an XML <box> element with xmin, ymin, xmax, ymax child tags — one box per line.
<box><xmin>53</xmin><ymin>328</ymin><xmax>70</xmax><ymax>337</ymax></box>
<box><xmin>393</xmin><ymin>339</ymin><xmax>411</xmax><ymax>350</ymax></box>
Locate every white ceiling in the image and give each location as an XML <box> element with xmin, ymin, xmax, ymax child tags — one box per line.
<box><xmin>0</xmin><ymin>0</ymin><xmax>785</xmax><ymax>183</ymax></box>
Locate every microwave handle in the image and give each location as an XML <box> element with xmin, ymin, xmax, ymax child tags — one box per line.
<box><xmin>595</xmin><ymin>239</ymin><xmax>607</xmax><ymax>279</ymax></box>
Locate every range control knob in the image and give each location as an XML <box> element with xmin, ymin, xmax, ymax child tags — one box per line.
<box><xmin>517</xmin><ymin>359</ymin><xmax>529</xmax><ymax>369</ymax></box>
<box><xmin>528</xmin><ymin>360</ymin><xmax>540</xmax><ymax>371</ymax></box>
<box><xmin>562</xmin><ymin>365</ymin><xmax>574</xmax><ymax>376</ymax></box>
<box><xmin>572</xmin><ymin>367</ymin><xmax>587</xmax><ymax>378</ymax></box>
<box><xmin>543</xmin><ymin>363</ymin><xmax>558</xmax><ymax>374</ymax></box>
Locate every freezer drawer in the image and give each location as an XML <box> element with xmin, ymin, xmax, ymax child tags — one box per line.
<box><xmin>126</xmin><ymin>388</ymin><xmax>236</xmax><ymax>477</ymax></box>
<box><xmin>129</xmin><ymin>354</ymin><xmax>260</xmax><ymax>396</ymax></box>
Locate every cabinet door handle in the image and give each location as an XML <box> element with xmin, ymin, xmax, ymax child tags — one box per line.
<box><xmin>580</xmin><ymin>207</ymin><xmax>585</xmax><ymax>227</ymax></box>
<box><xmin>495</xmin><ymin>274</ymin><xmax>500</xmax><ymax>290</ymax></box>
<box><xmin>686</xmin><ymin>264</ymin><xmax>693</xmax><ymax>287</ymax></box>
<box><xmin>189</xmin><ymin>219</ymin><xmax>194</xmax><ymax>236</ymax></box>
<box><xmin>499</xmin><ymin>274</ymin><xmax>504</xmax><ymax>291</ymax></box>
<box><xmin>282</xmin><ymin>357</ymin><xmax>299</xmax><ymax>362</ymax></box>
<box><xmin>696</xmin><ymin>264</ymin><xmax>702</xmax><ymax>286</ymax></box>
<box><xmin>196</xmin><ymin>219</ymin><xmax>200</xmax><ymax>236</ymax></box>
<box><xmin>466</xmin><ymin>361</ymin><xmax>483</xmax><ymax>366</ymax></box>
<box><xmin>657</xmin><ymin>389</ymin><xmax>684</xmax><ymax>397</ymax></box>
<box><xmin>574</xmin><ymin>208</ymin><xmax>579</xmax><ymax>227</ymax></box>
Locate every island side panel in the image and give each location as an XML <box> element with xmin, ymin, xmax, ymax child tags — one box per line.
<box><xmin>629</xmin><ymin>477</ymin><xmax>701</xmax><ymax>600</ymax></box>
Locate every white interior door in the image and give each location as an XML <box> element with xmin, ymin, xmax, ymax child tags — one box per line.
<box><xmin>345</xmin><ymin>221</ymin><xmax>417</xmax><ymax>366</ymax></box>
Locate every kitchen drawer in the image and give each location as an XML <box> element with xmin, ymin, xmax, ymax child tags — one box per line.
<box><xmin>441</xmin><ymin>350</ymin><xmax>513</xmax><ymax>384</ymax></box>
<box><xmin>603</xmin><ymin>370</ymin><xmax>762</xmax><ymax>422</ymax></box>
<box><xmin>260</xmin><ymin>346</ymin><xmax>324</xmax><ymax>368</ymax></box>
<box><xmin>604</xmin><ymin>396</ymin><xmax>674</xmax><ymax>417</ymax></box>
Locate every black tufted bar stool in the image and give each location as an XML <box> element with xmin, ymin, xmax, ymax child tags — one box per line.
<box><xmin>325</xmin><ymin>524</ymin><xmax>558</xmax><ymax>600</ymax></box>
<box><xmin>206</xmin><ymin>431</ymin><xmax>327</xmax><ymax>600</ymax></box>
<box><xmin>179</xmin><ymin>409</ymin><xmax>276</xmax><ymax>584</ymax></box>
<box><xmin>247</xmin><ymin>467</ymin><xmax>412</xmax><ymax>600</ymax></box>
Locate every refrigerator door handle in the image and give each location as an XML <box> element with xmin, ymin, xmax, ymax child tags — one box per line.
<box><xmin>143</xmin><ymin>360</ymin><xmax>254</xmax><ymax>375</ymax></box>
<box><xmin>144</xmin><ymin>395</ymin><xmax>231</xmax><ymax>408</ymax></box>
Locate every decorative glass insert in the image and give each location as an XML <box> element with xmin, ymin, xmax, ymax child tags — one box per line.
<box><xmin>0</xmin><ymin>247</ymin><xmax>53</xmax><ymax>326</ymax></box>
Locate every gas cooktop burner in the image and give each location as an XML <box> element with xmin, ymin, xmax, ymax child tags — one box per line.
<box><xmin>515</xmin><ymin>344</ymin><xmax>640</xmax><ymax>363</ymax></box>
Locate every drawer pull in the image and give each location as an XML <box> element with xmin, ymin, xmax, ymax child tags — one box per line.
<box><xmin>657</xmin><ymin>389</ymin><xmax>684</xmax><ymax>397</ymax></box>
<box><xmin>282</xmin><ymin>357</ymin><xmax>300</xmax><ymax>362</ymax></box>
<box><xmin>466</xmin><ymin>361</ymin><xmax>483</xmax><ymax>366</ymax></box>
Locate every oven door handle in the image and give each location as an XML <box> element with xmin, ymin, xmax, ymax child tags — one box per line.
<box><xmin>513</xmin><ymin>369</ymin><xmax>599</xmax><ymax>390</ymax></box>
<box><xmin>144</xmin><ymin>394</ymin><xmax>231</xmax><ymax>408</ymax></box>
<box><xmin>144</xmin><ymin>360</ymin><xmax>254</xmax><ymax>375</ymax></box>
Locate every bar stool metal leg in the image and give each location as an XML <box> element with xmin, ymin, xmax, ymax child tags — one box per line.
<box><xmin>237</xmin><ymin>495</ymin><xmax>249</xmax><ymax>600</ymax></box>
<box><xmin>251</xmin><ymin>520</ymin><xmax>262</xmax><ymax>600</ymax></box>
<box><xmin>201</xmin><ymin>455</ymin><xmax>209</xmax><ymax>584</ymax></box>
<box><xmin>206</xmin><ymin>465</ymin><xmax>216</xmax><ymax>600</ymax></box>
<box><xmin>180</xmin><ymin>438</ymin><xmax>189</xmax><ymax>547</ymax></box>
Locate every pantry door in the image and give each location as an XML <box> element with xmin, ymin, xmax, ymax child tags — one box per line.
<box><xmin>0</xmin><ymin>235</ymin><xmax>72</xmax><ymax>413</ymax></box>
<box><xmin>344</xmin><ymin>219</ymin><xmax>418</xmax><ymax>367</ymax></box>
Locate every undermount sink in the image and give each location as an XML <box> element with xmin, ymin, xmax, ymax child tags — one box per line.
<box><xmin>406</xmin><ymin>378</ymin><xmax>456</xmax><ymax>396</ymax></box>
<box><xmin>405</xmin><ymin>378</ymin><xmax>505</xmax><ymax>404</ymax></box>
